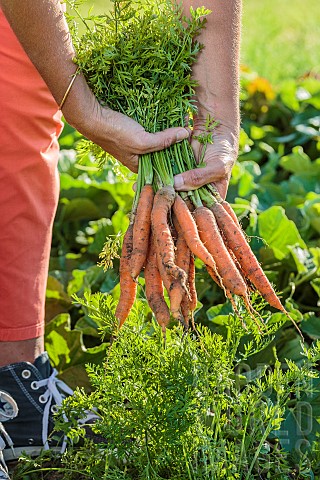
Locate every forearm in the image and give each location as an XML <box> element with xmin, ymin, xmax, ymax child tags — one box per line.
<box><xmin>0</xmin><ymin>0</ymin><xmax>94</xmax><ymax>130</ymax></box>
<box><xmin>182</xmin><ymin>0</ymin><xmax>242</xmax><ymax>135</ymax></box>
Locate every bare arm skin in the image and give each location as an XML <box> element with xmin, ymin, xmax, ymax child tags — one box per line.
<box><xmin>0</xmin><ymin>0</ymin><xmax>189</xmax><ymax>173</ymax></box>
<box><xmin>175</xmin><ymin>0</ymin><xmax>242</xmax><ymax>198</ymax></box>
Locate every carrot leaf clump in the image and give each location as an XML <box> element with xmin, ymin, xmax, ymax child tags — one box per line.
<box><xmin>51</xmin><ymin>304</ymin><xmax>320</xmax><ymax>479</ymax></box>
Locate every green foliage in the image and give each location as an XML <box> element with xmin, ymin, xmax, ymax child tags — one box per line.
<box><xmin>70</xmin><ymin>0</ymin><xmax>320</xmax><ymax>86</ymax></box>
<box><xmin>71</xmin><ymin>0</ymin><xmax>209</xmax><ymax>130</ymax></box>
<box><xmin>45</xmin><ymin>311</ymin><xmax>108</xmax><ymax>390</ymax></box>
<box><xmin>27</xmin><ymin>302</ymin><xmax>320</xmax><ymax>479</ymax></box>
<box><xmin>241</xmin><ymin>0</ymin><xmax>320</xmax><ymax>84</ymax></box>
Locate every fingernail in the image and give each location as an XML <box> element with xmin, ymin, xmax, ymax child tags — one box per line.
<box><xmin>176</xmin><ymin>128</ymin><xmax>189</xmax><ymax>142</ymax></box>
<box><xmin>174</xmin><ymin>174</ymin><xmax>184</xmax><ymax>190</ymax></box>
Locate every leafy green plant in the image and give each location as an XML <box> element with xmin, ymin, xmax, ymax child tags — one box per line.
<box><xmin>18</xmin><ymin>294</ymin><xmax>320</xmax><ymax>479</ymax></box>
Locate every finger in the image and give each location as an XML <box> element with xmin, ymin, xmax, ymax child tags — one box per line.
<box><xmin>122</xmin><ymin>153</ymin><xmax>139</xmax><ymax>173</ymax></box>
<box><xmin>173</xmin><ymin>164</ymin><xmax>226</xmax><ymax>192</ymax></box>
<box><xmin>211</xmin><ymin>179</ymin><xmax>229</xmax><ymax>200</ymax></box>
<box><xmin>140</xmin><ymin>127</ymin><xmax>190</xmax><ymax>153</ymax></box>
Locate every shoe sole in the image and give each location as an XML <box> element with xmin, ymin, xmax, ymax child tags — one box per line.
<box><xmin>4</xmin><ymin>446</ymin><xmax>61</xmax><ymax>462</ymax></box>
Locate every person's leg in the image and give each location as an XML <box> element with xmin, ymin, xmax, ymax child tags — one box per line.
<box><xmin>0</xmin><ymin>7</ymin><xmax>63</xmax><ymax>348</ymax></box>
<box><xmin>0</xmin><ymin>338</ymin><xmax>44</xmax><ymax>368</ymax></box>
<box><xmin>0</xmin><ymin>8</ymin><xmax>66</xmax><ymax>471</ymax></box>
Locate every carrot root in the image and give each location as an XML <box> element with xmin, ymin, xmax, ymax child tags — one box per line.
<box><xmin>188</xmin><ymin>255</ymin><xmax>197</xmax><ymax>313</ymax></box>
<box><xmin>152</xmin><ymin>186</ymin><xmax>187</xmax><ymax>285</ymax></box>
<box><xmin>211</xmin><ymin>203</ymin><xmax>283</xmax><ymax>310</ymax></box>
<box><xmin>130</xmin><ymin>184</ymin><xmax>154</xmax><ymax>279</ymax></box>
<box><xmin>144</xmin><ymin>233</ymin><xmax>170</xmax><ymax>333</ymax></box>
<box><xmin>115</xmin><ymin>224</ymin><xmax>137</xmax><ymax>327</ymax></box>
<box><xmin>173</xmin><ymin>195</ymin><xmax>220</xmax><ymax>281</ymax></box>
<box><xmin>193</xmin><ymin>206</ymin><xmax>248</xmax><ymax>298</ymax></box>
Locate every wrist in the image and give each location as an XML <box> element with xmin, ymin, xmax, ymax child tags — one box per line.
<box><xmin>194</xmin><ymin>106</ymin><xmax>240</xmax><ymax>144</ymax></box>
<box><xmin>195</xmin><ymin>96</ymin><xmax>239</xmax><ymax>133</ymax></box>
<box><xmin>60</xmin><ymin>72</ymin><xmax>98</xmax><ymax>135</ymax></box>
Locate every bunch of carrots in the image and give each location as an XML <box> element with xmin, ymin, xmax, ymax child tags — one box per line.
<box><xmin>70</xmin><ymin>0</ymin><xmax>300</xmax><ymax>335</ymax></box>
<box><xmin>115</xmin><ymin>179</ymin><xmax>300</xmax><ymax>335</ymax></box>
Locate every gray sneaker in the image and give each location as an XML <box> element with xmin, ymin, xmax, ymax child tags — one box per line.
<box><xmin>0</xmin><ymin>390</ymin><xmax>18</xmax><ymax>480</ymax></box>
<box><xmin>0</xmin><ymin>352</ymin><xmax>97</xmax><ymax>463</ymax></box>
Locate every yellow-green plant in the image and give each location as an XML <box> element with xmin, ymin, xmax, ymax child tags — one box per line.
<box><xmin>47</xmin><ymin>293</ymin><xmax>320</xmax><ymax>480</ymax></box>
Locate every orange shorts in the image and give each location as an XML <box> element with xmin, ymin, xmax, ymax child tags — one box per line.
<box><xmin>0</xmin><ymin>9</ymin><xmax>63</xmax><ymax>341</ymax></box>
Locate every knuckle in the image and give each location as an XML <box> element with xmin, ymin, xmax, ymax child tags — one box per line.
<box><xmin>162</xmin><ymin>134</ymin><xmax>173</xmax><ymax>150</ymax></box>
<box><xmin>188</xmin><ymin>168</ymin><xmax>205</xmax><ymax>187</ymax></box>
<box><xmin>133</xmin><ymin>137</ymin><xmax>145</xmax><ymax>152</ymax></box>
<box><xmin>220</xmin><ymin>161</ymin><xmax>229</xmax><ymax>178</ymax></box>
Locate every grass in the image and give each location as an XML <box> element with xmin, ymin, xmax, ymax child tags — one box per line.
<box><xmin>241</xmin><ymin>0</ymin><xmax>320</xmax><ymax>84</ymax></box>
<box><xmin>75</xmin><ymin>0</ymin><xmax>320</xmax><ymax>85</ymax></box>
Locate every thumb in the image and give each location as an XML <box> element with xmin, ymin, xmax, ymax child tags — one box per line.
<box><xmin>142</xmin><ymin>127</ymin><xmax>190</xmax><ymax>153</ymax></box>
<box><xmin>174</xmin><ymin>166</ymin><xmax>213</xmax><ymax>191</ymax></box>
<box><xmin>174</xmin><ymin>168</ymin><xmax>230</xmax><ymax>199</ymax></box>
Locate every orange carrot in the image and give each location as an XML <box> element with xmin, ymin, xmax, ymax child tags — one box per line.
<box><xmin>173</xmin><ymin>215</ymin><xmax>191</xmax><ymax>276</ymax></box>
<box><xmin>210</xmin><ymin>202</ymin><xmax>288</xmax><ymax>312</ymax></box>
<box><xmin>206</xmin><ymin>265</ymin><xmax>222</xmax><ymax>288</ymax></box>
<box><xmin>221</xmin><ymin>200</ymin><xmax>242</xmax><ymax>229</ymax></box>
<box><xmin>180</xmin><ymin>294</ymin><xmax>190</xmax><ymax>327</ymax></box>
<box><xmin>172</xmin><ymin>195</ymin><xmax>220</xmax><ymax>277</ymax></box>
<box><xmin>173</xmin><ymin>215</ymin><xmax>191</xmax><ymax>326</ymax></box>
<box><xmin>144</xmin><ymin>234</ymin><xmax>170</xmax><ymax>333</ymax></box>
<box><xmin>115</xmin><ymin>224</ymin><xmax>137</xmax><ymax>327</ymax></box>
<box><xmin>169</xmin><ymin>280</ymin><xmax>186</xmax><ymax>324</ymax></box>
<box><xmin>156</xmin><ymin>248</ymin><xmax>186</xmax><ymax>326</ymax></box>
<box><xmin>193</xmin><ymin>206</ymin><xmax>247</xmax><ymax>297</ymax></box>
<box><xmin>211</xmin><ymin>202</ymin><xmax>303</xmax><ymax>334</ymax></box>
<box><xmin>221</xmin><ymin>201</ymin><xmax>254</xmax><ymax>269</ymax></box>
<box><xmin>156</xmin><ymin>248</ymin><xmax>172</xmax><ymax>293</ymax></box>
<box><xmin>131</xmin><ymin>184</ymin><xmax>154</xmax><ymax>279</ymax></box>
<box><xmin>151</xmin><ymin>186</ymin><xmax>187</xmax><ymax>285</ymax></box>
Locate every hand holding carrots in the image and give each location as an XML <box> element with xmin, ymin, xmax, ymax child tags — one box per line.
<box><xmin>78</xmin><ymin>104</ymin><xmax>190</xmax><ymax>174</ymax></box>
<box><xmin>174</xmin><ymin>124</ymin><xmax>238</xmax><ymax>199</ymax></box>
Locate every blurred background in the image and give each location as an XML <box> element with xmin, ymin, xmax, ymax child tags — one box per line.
<box><xmin>73</xmin><ymin>0</ymin><xmax>320</xmax><ymax>84</ymax></box>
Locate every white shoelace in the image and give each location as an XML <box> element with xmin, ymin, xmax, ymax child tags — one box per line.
<box><xmin>32</xmin><ymin>368</ymin><xmax>98</xmax><ymax>453</ymax></box>
<box><xmin>0</xmin><ymin>370</ymin><xmax>98</xmax><ymax>473</ymax></box>
<box><xmin>0</xmin><ymin>428</ymin><xmax>13</xmax><ymax>475</ymax></box>
<box><xmin>0</xmin><ymin>392</ymin><xmax>18</xmax><ymax>475</ymax></box>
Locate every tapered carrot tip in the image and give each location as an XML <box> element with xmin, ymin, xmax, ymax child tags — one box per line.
<box><xmin>178</xmin><ymin>312</ymin><xmax>189</xmax><ymax>331</ymax></box>
<box><xmin>211</xmin><ymin>203</ymin><xmax>297</xmax><ymax>329</ymax></box>
<box><xmin>242</xmin><ymin>295</ymin><xmax>265</xmax><ymax>334</ymax></box>
<box><xmin>282</xmin><ymin>309</ymin><xmax>304</xmax><ymax>340</ymax></box>
<box><xmin>161</xmin><ymin>326</ymin><xmax>167</xmax><ymax>346</ymax></box>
